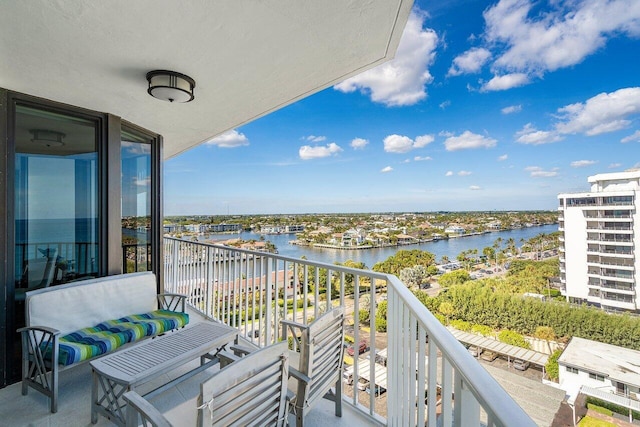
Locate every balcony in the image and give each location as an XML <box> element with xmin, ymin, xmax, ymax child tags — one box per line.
<box><xmin>159</xmin><ymin>238</ymin><xmax>535</xmax><ymax>426</ymax></box>
<box><xmin>1</xmin><ymin>238</ymin><xmax>537</xmax><ymax>426</ymax></box>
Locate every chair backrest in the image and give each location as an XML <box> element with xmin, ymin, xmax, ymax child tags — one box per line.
<box><xmin>285</xmin><ymin>306</ymin><xmax>345</xmax><ymax>410</ymax></box>
<box><xmin>25</xmin><ymin>248</ymin><xmax>57</xmax><ymax>289</ymax></box>
<box><xmin>123</xmin><ymin>390</ymin><xmax>173</xmax><ymax>427</ymax></box>
<box><xmin>198</xmin><ymin>341</ymin><xmax>290</xmax><ymax>427</ymax></box>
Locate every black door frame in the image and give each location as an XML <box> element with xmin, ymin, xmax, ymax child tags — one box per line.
<box><xmin>0</xmin><ymin>89</ymin><xmax>162</xmax><ymax>387</ymax></box>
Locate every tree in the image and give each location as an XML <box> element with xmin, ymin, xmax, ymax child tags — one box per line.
<box><xmin>482</xmin><ymin>246</ymin><xmax>495</xmax><ymax>264</ymax></box>
<box><xmin>438</xmin><ymin>301</ymin><xmax>454</xmax><ymax>324</ymax></box>
<box><xmin>438</xmin><ymin>270</ymin><xmax>471</xmax><ymax>288</ymax></box>
<box><xmin>399</xmin><ymin>265</ymin><xmax>430</xmax><ymax>289</ymax></box>
<box><xmin>372</xmin><ymin>249</ymin><xmax>435</xmax><ymax>276</ymax></box>
<box><xmin>440</xmin><ymin>255</ymin><xmax>450</xmax><ymax>265</ymax></box>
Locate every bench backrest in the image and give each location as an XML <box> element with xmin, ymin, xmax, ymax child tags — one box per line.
<box><xmin>25</xmin><ymin>272</ymin><xmax>158</xmax><ymax>335</ymax></box>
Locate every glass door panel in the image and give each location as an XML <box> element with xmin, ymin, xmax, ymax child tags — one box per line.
<box><xmin>121</xmin><ymin>128</ymin><xmax>152</xmax><ymax>272</ymax></box>
<box><xmin>14</xmin><ymin>105</ymin><xmax>99</xmax><ymax>291</ymax></box>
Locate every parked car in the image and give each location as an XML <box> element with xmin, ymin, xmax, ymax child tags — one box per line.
<box><xmin>468</xmin><ymin>345</ymin><xmax>481</xmax><ymax>357</ymax></box>
<box><xmin>347</xmin><ymin>340</ymin><xmax>367</xmax><ymax>356</ymax></box>
<box><xmin>481</xmin><ymin>350</ymin><xmax>498</xmax><ymax>362</ymax></box>
<box><xmin>513</xmin><ymin>358</ymin><xmax>530</xmax><ymax>371</ymax></box>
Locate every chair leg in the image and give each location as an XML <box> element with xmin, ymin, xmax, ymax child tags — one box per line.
<box><xmin>335</xmin><ymin>379</ymin><xmax>342</xmax><ymax>417</ymax></box>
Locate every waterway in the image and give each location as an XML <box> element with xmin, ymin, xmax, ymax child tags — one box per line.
<box><xmin>201</xmin><ymin>224</ymin><xmax>558</xmax><ymax>268</ymax></box>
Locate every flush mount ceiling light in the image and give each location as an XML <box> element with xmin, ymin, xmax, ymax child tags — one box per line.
<box><xmin>146</xmin><ymin>70</ymin><xmax>196</xmax><ymax>103</ymax></box>
<box><xmin>30</xmin><ymin>129</ymin><xmax>65</xmax><ymax>147</ymax></box>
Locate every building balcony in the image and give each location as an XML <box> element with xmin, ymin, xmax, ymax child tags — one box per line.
<box><xmin>1</xmin><ymin>238</ymin><xmax>539</xmax><ymax>427</ymax></box>
<box><xmin>159</xmin><ymin>238</ymin><xmax>536</xmax><ymax>427</ymax></box>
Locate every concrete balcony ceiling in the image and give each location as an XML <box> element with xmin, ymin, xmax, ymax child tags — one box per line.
<box><xmin>0</xmin><ymin>1</ymin><xmax>412</xmax><ymax>159</ymax></box>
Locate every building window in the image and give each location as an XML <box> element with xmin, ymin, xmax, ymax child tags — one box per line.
<box><xmin>566</xmin><ymin>367</ymin><xmax>579</xmax><ymax>374</ymax></box>
<box><xmin>589</xmin><ymin>372</ymin><xmax>605</xmax><ymax>381</ymax></box>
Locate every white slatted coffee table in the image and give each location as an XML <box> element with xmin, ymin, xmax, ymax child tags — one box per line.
<box><xmin>90</xmin><ymin>321</ymin><xmax>237</xmax><ymax>426</ymax></box>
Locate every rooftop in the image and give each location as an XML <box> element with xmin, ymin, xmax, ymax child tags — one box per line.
<box><xmin>558</xmin><ymin>336</ymin><xmax>640</xmax><ymax>388</ymax></box>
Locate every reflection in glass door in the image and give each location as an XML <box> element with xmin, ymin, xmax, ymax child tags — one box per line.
<box><xmin>11</xmin><ymin>104</ymin><xmax>100</xmax><ymax>380</ymax></box>
<box><xmin>14</xmin><ymin>106</ymin><xmax>99</xmax><ymax>292</ymax></box>
<box><xmin>121</xmin><ymin>128</ymin><xmax>152</xmax><ymax>273</ymax></box>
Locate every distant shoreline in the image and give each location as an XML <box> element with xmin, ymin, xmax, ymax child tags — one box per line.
<box><xmin>288</xmin><ymin>226</ymin><xmax>552</xmax><ymax>251</ymax></box>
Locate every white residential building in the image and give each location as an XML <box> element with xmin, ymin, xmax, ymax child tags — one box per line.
<box><xmin>558</xmin><ymin>170</ymin><xmax>640</xmax><ymax>313</ymax></box>
<box><xmin>558</xmin><ymin>337</ymin><xmax>640</xmax><ymax>400</ymax></box>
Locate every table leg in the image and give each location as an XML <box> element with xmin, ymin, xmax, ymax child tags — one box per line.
<box><xmin>91</xmin><ymin>368</ymin><xmax>98</xmax><ymax>424</ymax></box>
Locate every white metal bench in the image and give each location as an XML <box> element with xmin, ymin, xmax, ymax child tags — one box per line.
<box><xmin>18</xmin><ymin>272</ymin><xmax>187</xmax><ymax>413</ymax></box>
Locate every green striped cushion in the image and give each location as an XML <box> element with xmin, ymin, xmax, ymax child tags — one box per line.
<box><xmin>45</xmin><ymin>310</ymin><xmax>189</xmax><ymax>366</ymax></box>
<box><xmin>119</xmin><ymin>310</ymin><xmax>190</xmax><ymax>336</ymax></box>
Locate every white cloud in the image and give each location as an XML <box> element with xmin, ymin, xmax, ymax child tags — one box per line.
<box><xmin>383</xmin><ymin>134</ymin><xmax>434</xmax><ymax>153</ymax></box>
<box><xmin>515</xmin><ymin>123</ymin><xmax>563</xmax><ymax>145</ymax></box>
<box><xmin>304</xmin><ymin>135</ymin><xmax>326</xmax><ymax>142</ymax></box>
<box><xmin>525</xmin><ymin>166</ymin><xmax>559</xmax><ymax>177</ymax></box>
<box><xmin>444</xmin><ymin>131</ymin><xmax>497</xmax><ymax>151</ymax></box>
<box><xmin>458</xmin><ymin>170</ymin><xmax>472</xmax><ymax>176</ymax></box>
<box><xmin>448</xmin><ymin>47</ymin><xmax>492</xmax><ymax>76</ymax></box>
<box><xmin>350</xmin><ymin>138</ymin><xmax>369</xmax><ymax>150</ymax></box>
<box><xmin>498</xmin><ymin>154</ymin><xmax>508</xmax><ymax>161</ymax></box>
<box><xmin>334</xmin><ymin>10</ymin><xmax>438</xmax><ymax>106</ymax></box>
<box><xmin>205</xmin><ymin>130</ymin><xmax>249</xmax><ymax>148</ymax></box>
<box><xmin>609</xmin><ymin>163</ymin><xmax>622</xmax><ymax>168</ymax></box>
<box><xmin>445</xmin><ymin>171</ymin><xmax>454</xmax><ymax>176</ymax></box>
<box><xmin>484</xmin><ymin>0</ymin><xmax>640</xmax><ymax>76</ymax></box>
<box><xmin>570</xmin><ymin>160</ymin><xmax>597</xmax><ymax>168</ymax></box>
<box><xmin>381</xmin><ymin>166</ymin><xmax>393</xmax><ymax>173</ymax></box>
<box><xmin>414</xmin><ymin>156</ymin><xmax>432</xmax><ymax>161</ymax></box>
<box><xmin>621</xmin><ymin>130</ymin><xmax>640</xmax><ymax>143</ymax></box>
<box><xmin>481</xmin><ymin>73</ymin><xmax>530</xmax><ymax>92</ymax></box>
<box><xmin>469</xmin><ymin>185</ymin><xmax>482</xmax><ymax>190</ymax></box>
<box><xmin>501</xmin><ymin>105</ymin><xmax>522</xmax><ymax>114</ymax></box>
<box><xmin>439</xmin><ymin>100</ymin><xmax>451</xmax><ymax>109</ymax></box>
<box><xmin>555</xmin><ymin>88</ymin><xmax>640</xmax><ymax>135</ymax></box>
<box><xmin>299</xmin><ymin>142</ymin><xmax>343</xmax><ymax>160</ymax></box>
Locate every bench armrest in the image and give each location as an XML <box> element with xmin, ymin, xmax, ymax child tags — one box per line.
<box><xmin>158</xmin><ymin>293</ymin><xmax>186</xmax><ymax>312</ymax></box>
<box><xmin>289</xmin><ymin>366</ymin><xmax>311</xmax><ymax>385</ymax></box>
<box><xmin>17</xmin><ymin>325</ymin><xmax>61</xmax><ymax>336</ymax></box>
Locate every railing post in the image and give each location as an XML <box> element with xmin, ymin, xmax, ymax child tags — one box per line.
<box><xmin>265</xmin><ymin>257</ymin><xmax>273</xmax><ymax>345</ymax></box>
<box><xmin>171</xmin><ymin>239</ymin><xmax>179</xmax><ymax>293</ymax></box>
<box><xmin>453</xmin><ymin>373</ymin><xmax>480</xmax><ymax>427</ymax></box>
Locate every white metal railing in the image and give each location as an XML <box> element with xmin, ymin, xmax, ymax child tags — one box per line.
<box><xmin>163</xmin><ymin>237</ymin><xmax>534</xmax><ymax>427</ymax></box>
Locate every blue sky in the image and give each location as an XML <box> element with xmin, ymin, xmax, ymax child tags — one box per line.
<box><xmin>165</xmin><ymin>0</ymin><xmax>640</xmax><ymax>215</ymax></box>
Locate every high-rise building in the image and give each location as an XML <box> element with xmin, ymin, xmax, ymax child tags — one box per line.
<box><xmin>558</xmin><ymin>170</ymin><xmax>640</xmax><ymax>313</ymax></box>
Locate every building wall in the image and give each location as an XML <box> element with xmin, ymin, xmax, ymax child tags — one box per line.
<box><xmin>563</xmin><ymin>205</ymin><xmax>589</xmax><ymax>302</ymax></box>
<box><xmin>559</xmin><ymin>364</ymin><xmax>615</xmax><ymax>394</ymax></box>
<box><xmin>559</xmin><ymin>171</ymin><xmax>640</xmax><ymax>312</ymax></box>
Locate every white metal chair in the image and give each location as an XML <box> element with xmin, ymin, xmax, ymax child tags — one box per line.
<box><xmin>15</xmin><ymin>248</ymin><xmax>58</xmax><ymax>302</ymax></box>
<box><xmin>124</xmin><ymin>341</ymin><xmax>290</xmax><ymax>427</ymax></box>
<box><xmin>281</xmin><ymin>306</ymin><xmax>345</xmax><ymax>427</ymax></box>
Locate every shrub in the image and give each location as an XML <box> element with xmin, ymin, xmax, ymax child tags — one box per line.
<box><xmin>375</xmin><ymin>316</ymin><xmax>387</xmax><ymax>332</ymax></box>
<box><xmin>586</xmin><ymin>404</ymin><xmax>612</xmax><ymax>416</ymax></box>
<box><xmin>471</xmin><ymin>324</ymin><xmax>494</xmax><ymax>337</ymax></box>
<box><xmin>497</xmin><ymin>330</ymin><xmax>530</xmax><ymax>349</ymax></box>
<box><xmin>359</xmin><ymin>309</ymin><xmax>370</xmax><ymax>323</ymax></box>
<box><xmin>586</xmin><ymin>397</ymin><xmax>640</xmax><ymax>419</ymax></box>
<box><xmin>450</xmin><ymin>319</ymin><xmax>472</xmax><ymax>331</ymax></box>
<box><xmin>546</xmin><ymin>349</ymin><xmax>562</xmax><ymax>381</ymax></box>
